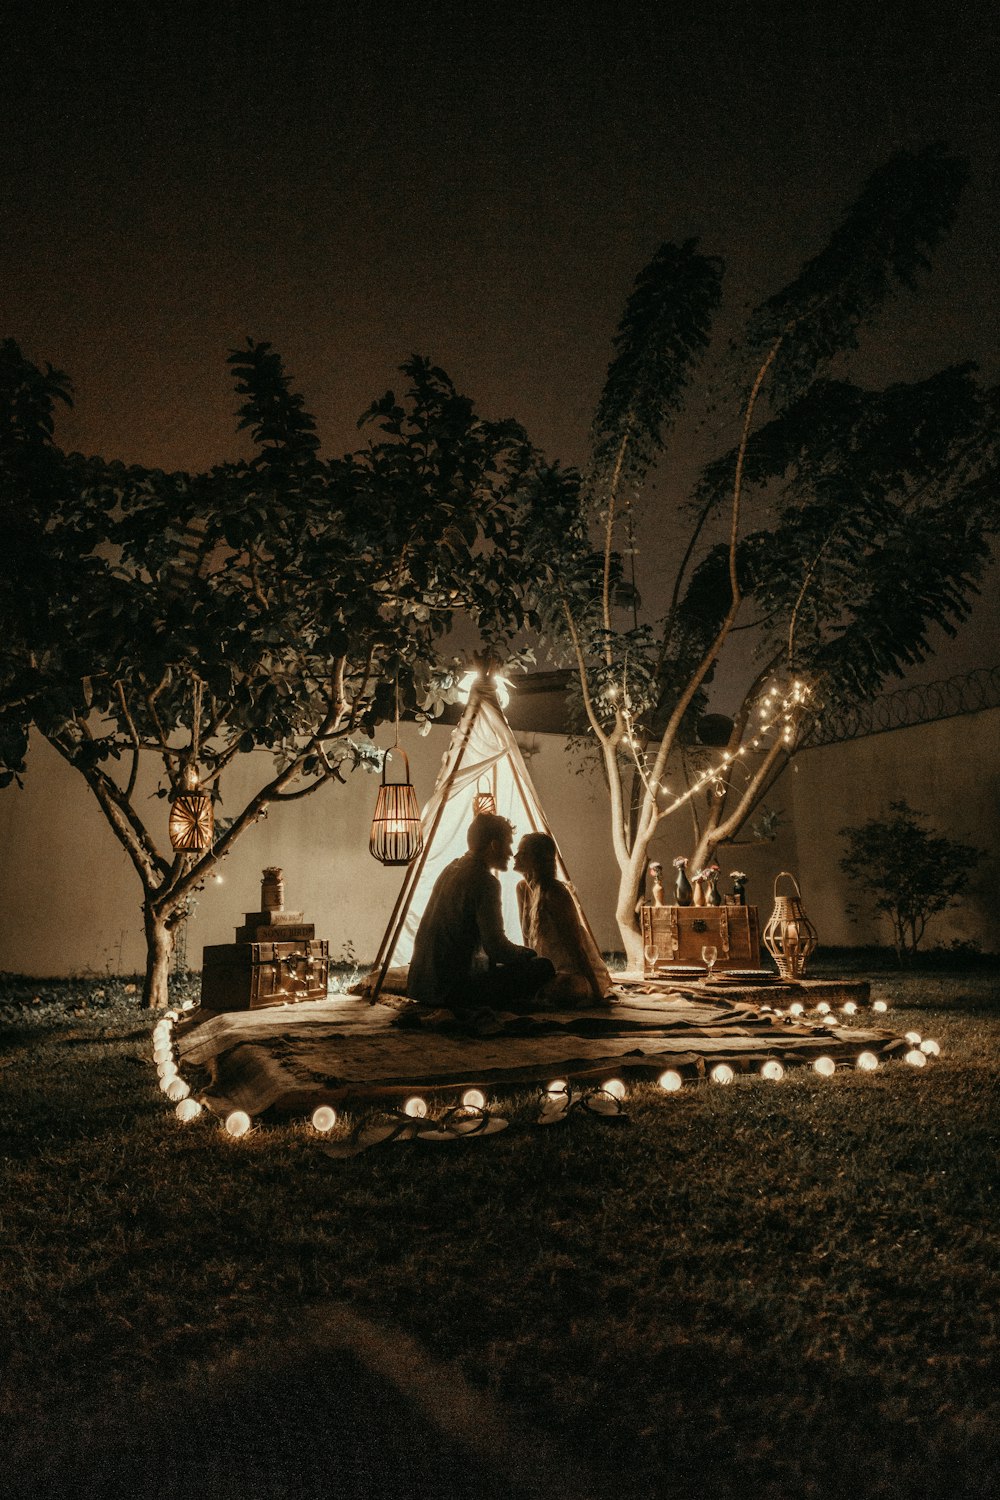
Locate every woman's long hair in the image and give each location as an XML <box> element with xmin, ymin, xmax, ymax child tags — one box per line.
<box><xmin>519</xmin><ymin>831</ymin><xmax>558</xmax><ymax>885</ymax></box>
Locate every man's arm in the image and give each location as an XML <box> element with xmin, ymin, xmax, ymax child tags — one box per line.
<box><xmin>475</xmin><ymin>868</ymin><xmax>534</xmax><ymax>965</ymax></box>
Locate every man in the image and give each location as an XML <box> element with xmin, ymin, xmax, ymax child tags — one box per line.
<box><xmin>407</xmin><ymin>812</ymin><xmax>555</xmax><ymax>1020</ymax></box>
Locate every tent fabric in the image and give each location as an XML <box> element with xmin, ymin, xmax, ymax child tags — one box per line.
<box><xmin>376</xmin><ymin>686</ymin><xmax>600</xmax><ymax>984</ymax></box>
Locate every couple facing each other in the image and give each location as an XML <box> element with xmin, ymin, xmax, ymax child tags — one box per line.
<box><xmin>407</xmin><ymin>811</ymin><xmax>614</xmax><ymax>1017</ymax></box>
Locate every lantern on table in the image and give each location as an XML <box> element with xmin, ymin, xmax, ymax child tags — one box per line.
<box><xmin>369</xmin><ymin>747</ymin><xmax>423</xmax><ymax>866</ymax></box>
<box><xmin>169</xmin><ymin>766</ymin><xmax>214</xmax><ymax>852</ymax></box>
<box><xmin>763</xmin><ymin>871</ymin><xmax>818</xmax><ymax>979</ymax></box>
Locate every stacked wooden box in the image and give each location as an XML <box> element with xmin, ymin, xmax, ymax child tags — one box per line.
<box><xmin>200</xmin><ymin>867</ymin><xmax>329</xmax><ymax>1012</ymax></box>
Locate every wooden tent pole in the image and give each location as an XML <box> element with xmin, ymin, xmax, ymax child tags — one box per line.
<box><xmin>367</xmin><ymin>689</ymin><xmax>484</xmax><ymax>1003</ymax></box>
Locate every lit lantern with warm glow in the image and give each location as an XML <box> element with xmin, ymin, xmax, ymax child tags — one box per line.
<box><xmin>760</xmin><ymin>1060</ymin><xmax>784</xmax><ymax>1082</ymax></box>
<box><xmin>904</xmin><ymin>1049</ymin><xmax>927</xmax><ymax>1068</ymax></box>
<box><xmin>872</xmin><ymin>1000</ymin><xmax>888</xmax><ymax>1014</ymax></box>
<box><xmin>602</xmin><ymin>1078</ymin><xmax>626</xmax><ymax>1100</ymax></box>
<box><xmin>813</xmin><ymin>1056</ymin><xmax>836</xmax><ymax>1077</ymax></box>
<box><xmin>763</xmin><ymin>872</ymin><xmax>818</xmax><ymax>979</ymax></box>
<box><xmin>461</xmin><ymin>1088</ymin><xmax>486</xmax><ymax>1110</ymax></box>
<box><xmin>710</xmin><ymin>1063</ymin><xmax>735</xmax><ymax>1085</ymax></box>
<box><xmin>312</xmin><ymin>1105</ymin><xmax>337</xmax><ymax>1132</ymax></box>
<box><xmin>403</xmin><ymin>1095</ymin><xmax>428</xmax><ymax>1118</ymax></box>
<box><xmin>175</xmin><ymin>1097</ymin><xmax>202</xmax><ymax>1122</ymax></box>
<box><xmin>166</xmin><ymin>1077</ymin><xmax>190</xmax><ymax>1102</ymax></box>
<box><xmin>856</xmin><ymin>1051</ymin><xmax>879</xmax><ymax>1071</ymax></box>
<box><xmin>225</xmin><ymin>1110</ymin><xmax>252</xmax><ymax>1137</ymax></box>
<box><xmin>169</xmin><ymin>767</ymin><xmax>214</xmax><ymax>852</ymax></box>
<box><xmin>657</xmin><ymin>1070</ymin><xmax>683</xmax><ymax>1092</ymax></box>
<box><xmin>369</xmin><ymin>748</ymin><xmax>423</xmax><ymax>867</ymax></box>
<box><xmin>920</xmin><ymin>1039</ymin><xmax>941</xmax><ymax>1056</ymax></box>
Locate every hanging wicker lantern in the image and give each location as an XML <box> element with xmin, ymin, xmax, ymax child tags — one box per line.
<box><xmin>763</xmin><ymin>871</ymin><xmax>818</xmax><ymax>979</ymax></box>
<box><xmin>168</xmin><ymin>769</ymin><xmax>214</xmax><ymax>853</ymax></box>
<box><xmin>370</xmin><ymin>747</ymin><xmax>423</xmax><ymax>866</ymax></box>
<box><xmin>472</xmin><ymin>775</ymin><xmax>496</xmax><ymax>817</ymax></box>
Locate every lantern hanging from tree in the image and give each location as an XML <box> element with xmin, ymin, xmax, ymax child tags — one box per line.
<box><xmin>369</xmin><ymin>747</ymin><xmax>423</xmax><ymax>866</ymax></box>
<box><xmin>763</xmin><ymin>871</ymin><xmax>818</xmax><ymax>979</ymax></box>
<box><xmin>169</xmin><ymin>766</ymin><xmax>214</xmax><ymax>852</ymax></box>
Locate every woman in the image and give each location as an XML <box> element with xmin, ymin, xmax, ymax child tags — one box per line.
<box><xmin>514</xmin><ymin>832</ymin><xmax>614</xmax><ymax>1005</ymax></box>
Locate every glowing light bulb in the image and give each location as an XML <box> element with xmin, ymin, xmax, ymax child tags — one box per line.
<box><xmin>904</xmin><ymin>1049</ymin><xmax>927</xmax><ymax>1068</ymax></box>
<box><xmin>816</xmin><ymin>1002</ymin><xmax>831</xmax><ymax>1015</ymax></box>
<box><xmin>461</xmin><ymin>1088</ymin><xmax>486</xmax><ymax>1110</ymax></box>
<box><xmin>166</xmin><ymin>1078</ymin><xmax>190</xmax><ymax>1102</ymax></box>
<box><xmin>545</xmin><ymin>1079</ymin><xmax>568</xmax><ymax>1098</ymax></box>
<box><xmin>856</xmin><ymin>1051</ymin><xmax>879</xmax><ymax>1071</ymax></box>
<box><xmin>181</xmin><ymin>998</ymin><xmax>198</xmax><ymax>1011</ymax></box>
<box><xmin>760</xmin><ymin>1060</ymin><xmax>784</xmax><ymax>1082</ymax></box>
<box><xmin>602</xmin><ymin>1078</ymin><xmax>626</xmax><ymax>1100</ymax></box>
<box><xmin>175</xmin><ymin>1097</ymin><xmax>202</xmax><ymax>1122</ymax></box>
<box><xmin>710</xmin><ymin>1063</ymin><xmax>734</xmax><ymax>1085</ymax></box>
<box><xmin>904</xmin><ymin>1032</ymin><xmax>922</xmax><ymax>1045</ymax></box>
<box><xmin>657</xmin><ymin>1070</ymin><xmax>683</xmax><ymax>1092</ymax></box>
<box><xmin>872</xmin><ymin>1000</ymin><xmax>888</xmax><ymax>1014</ymax></box>
<box><xmin>403</xmin><ymin>1096</ymin><xmax>428</xmax><ymax>1118</ymax></box>
<box><xmin>158</xmin><ymin>1067</ymin><xmax>178</xmax><ymax>1090</ymax></box>
<box><xmin>920</xmin><ymin>1039</ymin><xmax>940</xmax><ymax>1056</ymax></box>
<box><xmin>789</xmin><ymin>1002</ymin><xmax>804</xmax><ymax>1017</ymax></box>
<box><xmin>842</xmin><ymin>1001</ymin><xmax>857</xmax><ymax>1016</ymax></box>
<box><xmin>312</xmin><ymin>1105</ymin><xmax>337</xmax><ymax>1132</ymax></box>
<box><xmin>164</xmin><ymin>1010</ymin><xmax>180</xmax><ymax>1022</ymax></box>
<box><xmin>813</xmin><ymin>1056</ymin><xmax>836</xmax><ymax>1077</ymax></box>
<box><xmin>225</xmin><ymin>1110</ymin><xmax>251</xmax><ymax>1137</ymax></box>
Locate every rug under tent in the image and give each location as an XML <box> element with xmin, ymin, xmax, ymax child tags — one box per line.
<box><xmin>172</xmin><ymin>977</ymin><xmax>907</xmax><ymax>1123</ymax></box>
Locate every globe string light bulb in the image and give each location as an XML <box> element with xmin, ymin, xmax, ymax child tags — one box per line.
<box><xmin>602</xmin><ymin>1078</ymin><xmax>627</xmax><ymax>1100</ymax></box>
<box><xmin>403</xmin><ymin>1096</ymin><xmax>428</xmax><ymax>1118</ymax></box>
<box><xmin>856</xmin><ymin>1051</ymin><xmax>879</xmax><ymax>1071</ymax></box>
<box><xmin>920</xmin><ymin>1039</ymin><xmax>941</xmax><ymax>1056</ymax></box>
<box><xmin>904</xmin><ymin>1049</ymin><xmax>927</xmax><ymax>1068</ymax></box>
<box><xmin>657</xmin><ymin>1070</ymin><xmax>683</xmax><ymax>1092</ymax></box>
<box><xmin>904</xmin><ymin>1032</ymin><xmax>922</xmax><ymax>1045</ymax></box>
<box><xmin>312</xmin><ymin>1105</ymin><xmax>337</xmax><ymax>1133</ymax></box>
<box><xmin>225</xmin><ymin>1110</ymin><xmax>251</xmax><ymax>1137</ymax></box>
<box><xmin>166</xmin><ymin>1078</ymin><xmax>190</xmax><ymax>1102</ymax></box>
<box><xmin>842</xmin><ymin>1001</ymin><xmax>857</xmax><ymax>1016</ymax></box>
<box><xmin>461</xmin><ymin>1088</ymin><xmax>486</xmax><ymax>1110</ymax></box>
<box><xmin>872</xmin><ymin>1000</ymin><xmax>888</xmax><ymax>1014</ymax></box>
<box><xmin>545</xmin><ymin>1080</ymin><xmax>569</xmax><ymax>1098</ymax></box>
<box><xmin>813</xmin><ymin>1056</ymin><xmax>836</xmax><ymax>1077</ymax></box>
<box><xmin>710</xmin><ymin>1063</ymin><xmax>734</xmax><ymax>1085</ymax></box>
<box><xmin>175</xmin><ymin>1097</ymin><xmax>202</xmax><ymax>1123</ymax></box>
<box><xmin>760</xmin><ymin>1060</ymin><xmax>784</xmax><ymax>1082</ymax></box>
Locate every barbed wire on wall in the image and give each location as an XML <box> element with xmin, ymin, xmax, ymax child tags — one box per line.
<box><xmin>807</xmin><ymin>665</ymin><xmax>1000</xmax><ymax>746</ymax></box>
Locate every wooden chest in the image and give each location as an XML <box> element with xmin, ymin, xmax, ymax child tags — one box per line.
<box><xmin>640</xmin><ymin>905</ymin><xmax>761</xmax><ymax>974</ymax></box>
<box><xmin>200</xmin><ymin>939</ymin><xmax>330</xmax><ymax>1011</ymax></box>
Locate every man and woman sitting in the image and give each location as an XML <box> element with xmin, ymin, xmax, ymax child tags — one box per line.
<box><xmin>407</xmin><ymin>811</ymin><xmax>613</xmax><ymax>1026</ymax></box>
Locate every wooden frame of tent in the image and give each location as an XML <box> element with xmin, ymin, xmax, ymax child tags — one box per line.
<box><xmin>366</xmin><ymin>674</ymin><xmax>602</xmax><ymax>1004</ymax></box>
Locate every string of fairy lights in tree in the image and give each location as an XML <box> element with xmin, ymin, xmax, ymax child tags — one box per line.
<box><xmin>614</xmin><ymin>676</ymin><xmax>818</xmax><ymax>819</ymax></box>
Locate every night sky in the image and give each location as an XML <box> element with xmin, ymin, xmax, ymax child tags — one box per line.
<box><xmin>3</xmin><ymin>1</ymin><xmax>998</xmax><ymax>678</ymax></box>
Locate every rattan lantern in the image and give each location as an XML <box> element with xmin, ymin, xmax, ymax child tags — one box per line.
<box><xmin>369</xmin><ymin>747</ymin><xmax>423</xmax><ymax>866</ymax></box>
<box><xmin>168</xmin><ymin>767</ymin><xmax>214</xmax><ymax>852</ymax></box>
<box><xmin>472</xmin><ymin>775</ymin><xmax>496</xmax><ymax>817</ymax></box>
<box><xmin>763</xmin><ymin>871</ymin><xmax>818</xmax><ymax>979</ymax></box>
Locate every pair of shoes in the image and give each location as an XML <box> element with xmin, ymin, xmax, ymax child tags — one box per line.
<box><xmin>534</xmin><ymin>1084</ymin><xmax>629</xmax><ymax>1127</ymax></box>
<box><xmin>414</xmin><ymin>1104</ymin><xmax>509</xmax><ymax>1142</ymax></box>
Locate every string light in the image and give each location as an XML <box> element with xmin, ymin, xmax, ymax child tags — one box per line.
<box><xmin>461</xmin><ymin>1088</ymin><xmax>486</xmax><ymax>1110</ymax></box>
<box><xmin>856</xmin><ymin>1052</ymin><xmax>879</xmax><ymax>1071</ymax></box>
<box><xmin>545</xmin><ymin>1080</ymin><xmax>568</xmax><ymax>1098</ymax></box>
<box><xmin>842</xmin><ymin>1001</ymin><xmax>858</xmax><ymax>1016</ymax></box>
<box><xmin>760</xmin><ymin>1060</ymin><xmax>784</xmax><ymax>1082</ymax></box>
<box><xmin>813</xmin><ymin>1056</ymin><xmax>836</xmax><ymax>1077</ymax></box>
<box><xmin>872</xmin><ymin>1000</ymin><xmax>888</xmax><ymax>1014</ymax></box>
<box><xmin>920</xmin><ymin>1039</ymin><xmax>941</xmax><ymax>1056</ymax></box>
<box><xmin>904</xmin><ymin>1032</ymin><xmax>922</xmax><ymax>1045</ymax></box>
<box><xmin>710</xmin><ymin>1063</ymin><xmax>734</xmax><ymax>1085</ymax></box>
<box><xmin>602</xmin><ymin>1078</ymin><xmax>627</xmax><ymax>1100</ymax></box>
<box><xmin>175</xmin><ymin>1098</ymin><xmax>202</xmax><ymax>1123</ymax></box>
<box><xmin>657</xmin><ymin>1070</ymin><xmax>683</xmax><ymax>1092</ymax></box>
<box><xmin>312</xmin><ymin>1105</ymin><xmax>337</xmax><ymax>1132</ymax></box>
<box><xmin>225</xmin><ymin>1110</ymin><xmax>251</xmax><ymax>1137</ymax></box>
<box><xmin>403</xmin><ymin>1096</ymin><xmax>428</xmax><ymax>1118</ymax></box>
<box><xmin>166</xmin><ymin>1078</ymin><xmax>190</xmax><ymax>1102</ymax></box>
<box><xmin>904</xmin><ymin>1049</ymin><xmax>927</xmax><ymax>1068</ymax></box>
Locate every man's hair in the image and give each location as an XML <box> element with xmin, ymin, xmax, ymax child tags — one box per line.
<box><xmin>467</xmin><ymin>811</ymin><xmax>514</xmax><ymax>853</ymax></box>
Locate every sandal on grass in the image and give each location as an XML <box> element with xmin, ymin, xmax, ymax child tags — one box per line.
<box><xmin>321</xmin><ymin>1111</ymin><xmax>419</xmax><ymax>1158</ymax></box>
<box><xmin>415</xmin><ymin>1104</ymin><xmax>509</xmax><ymax>1142</ymax></box>
<box><xmin>534</xmin><ymin>1085</ymin><xmax>629</xmax><ymax>1126</ymax></box>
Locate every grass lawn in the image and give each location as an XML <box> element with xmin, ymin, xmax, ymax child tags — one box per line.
<box><xmin>1</xmin><ymin>963</ymin><xmax>998</xmax><ymax>1498</ymax></box>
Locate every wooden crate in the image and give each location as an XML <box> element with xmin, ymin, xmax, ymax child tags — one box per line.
<box><xmin>200</xmin><ymin>939</ymin><xmax>329</xmax><ymax>1012</ymax></box>
<box><xmin>640</xmin><ymin>905</ymin><xmax>760</xmax><ymax>974</ymax></box>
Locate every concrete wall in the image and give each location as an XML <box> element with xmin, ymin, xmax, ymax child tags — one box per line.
<box><xmin>1</xmin><ymin>706</ymin><xmax>997</xmax><ymax>975</ymax></box>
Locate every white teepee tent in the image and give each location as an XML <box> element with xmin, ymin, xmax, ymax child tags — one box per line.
<box><xmin>367</xmin><ymin>675</ymin><xmax>602</xmax><ymax>1001</ymax></box>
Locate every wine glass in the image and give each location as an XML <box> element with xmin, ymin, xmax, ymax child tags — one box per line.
<box><xmin>643</xmin><ymin>941</ymin><xmax>660</xmax><ymax>977</ymax></box>
<box><xmin>701</xmin><ymin>943</ymin><xmax>718</xmax><ymax>980</ymax></box>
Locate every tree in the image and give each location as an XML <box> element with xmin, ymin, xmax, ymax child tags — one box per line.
<box><xmin>523</xmin><ymin>146</ymin><xmax>1000</xmax><ymax>966</ymax></box>
<box><xmin>839</xmin><ymin>801</ymin><xmax>982</xmax><ymax>962</ymax></box>
<box><xmin>1</xmin><ymin>340</ymin><xmax>540</xmax><ymax>1006</ymax></box>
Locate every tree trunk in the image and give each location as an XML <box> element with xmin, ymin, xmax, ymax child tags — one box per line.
<box><xmin>615</xmin><ymin>860</ymin><xmax>647</xmax><ymax>971</ymax></box>
<box><xmin>142</xmin><ymin>903</ymin><xmax>175</xmax><ymax>1010</ymax></box>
